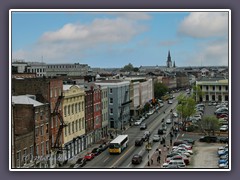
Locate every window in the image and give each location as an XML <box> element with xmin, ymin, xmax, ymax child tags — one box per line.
<box><xmin>35</xmin><ymin>127</ymin><xmax>39</xmax><ymax>137</ymax></box>
<box><xmin>72</xmin><ymin>104</ymin><xmax>74</xmax><ymax>114</ymax></box>
<box><xmin>219</xmin><ymin>86</ymin><xmax>222</xmax><ymax>91</ymax></box>
<box><xmin>46</xmin><ymin>141</ymin><xmax>49</xmax><ymax>154</ymax></box>
<box><xmin>55</xmin><ymin>88</ymin><xmax>57</xmax><ymax>97</ymax></box>
<box><xmin>29</xmin><ymin>146</ymin><xmax>33</xmax><ymax>162</ymax></box>
<box><xmin>50</xmin><ymin>89</ymin><xmax>53</xmax><ymax>98</ymax></box>
<box><xmin>110</xmin><ymin>98</ymin><xmax>113</xmax><ymax>104</ymax></box>
<box><xmin>75</xmin><ymin>104</ymin><xmax>77</xmax><ymax>113</ymax></box>
<box><xmin>212</xmin><ymin>86</ymin><xmax>215</xmax><ymax>91</ymax></box>
<box><xmin>79</xmin><ymin>119</ymin><xmax>81</xmax><ymax>130</ymax></box>
<box><xmin>65</xmin><ymin>126</ymin><xmax>67</xmax><ymax>136</ymax></box>
<box><xmin>46</xmin><ymin>123</ymin><xmax>48</xmax><ymax>134</ymax></box>
<box><xmin>40</xmin><ymin>125</ymin><xmax>44</xmax><ymax>136</ymax></box>
<box><xmin>110</xmin><ymin>108</ymin><xmax>113</xmax><ymax>114</ymax></box>
<box><xmin>79</xmin><ymin>103</ymin><xmax>81</xmax><ymax>112</ymax></box>
<box><xmin>52</xmin><ymin>134</ymin><xmax>54</xmax><ymax>145</ymax></box>
<box><xmin>82</xmin><ymin>102</ymin><xmax>84</xmax><ymax>111</ymax></box>
<box><xmin>68</xmin><ymin>123</ymin><xmax>71</xmax><ymax>135</ymax></box>
<box><xmin>36</xmin><ymin>145</ymin><xmax>39</xmax><ymax>156</ymax></box>
<box><xmin>23</xmin><ymin>148</ymin><xmax>27</xmax><ymax>164</ymax></box>
<box><xmin>225</xmin><ymin>86</ymin><xmax>228</xmax><ymax>91</ymax></box>
<box><xmin>16</xmin><ymin>151</ymin><xmax>21</xmax><ymax>168</ymax></box>
<box><xmin>110</xmin><ymin>88</ymin><xmax>113</xmax><ymax>93</ymax></box>
<box><xmin>41</xmin><ymin>142</ymin><xmax>44</xmax><ymax>156</ymax></box>
<box><xmin>51</xmin><ymin>118</ymin><xmax>53</xmax><ymax>128</ymax></box>
<box><xmin>82</xmin><ymin>118</ymin><xmax>84</xmax><ymax>129</ymax></box>
<box><xmin>72</xmin><ymin>122</ymin><xmax>74</xmax><ymax>133</ymax></box>
<box><xmin>76</xmin><ymin>120</ymin><xmax>78</xmax><ymax>132</ymax></box>
<box><xmin>68</xmin><ymin>105</ymin><xmax>70</xmax><ymax>115</ymax></box>
<box><xmin>64</xmin><ymin>106</ymin><xmax>67</xmax><ymax>116</ymax></box>
<box><xmin>40</xmin><ymin>112</ymin><xmax>43</xmax><ymax>120</ymax></box>
<box><xmin>206</xmin><ymin>86</ymin><xmax>209</xmax><ymax>90</ymax></box>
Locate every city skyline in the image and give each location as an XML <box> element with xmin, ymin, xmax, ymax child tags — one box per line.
<box><xmin>11</xmin><ymin>10</ymin><xmax>230</xmax><ymax>68</ymax></box>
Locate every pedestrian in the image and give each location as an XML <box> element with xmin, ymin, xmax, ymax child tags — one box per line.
<box><xmin>163</xmin><ymin>144</ymin><xmax>167</xmax><ymax>151</ymax></box>
<box><xmin>170</xmin><ymin>139</ymin><xmax>172</xmax><ymax>146</ymax></box>
<box><xmin>151</xmin><ymin>157</ymin><xmax>154</xmax><ymax>165</ymax></box>
<box><xmin>158</xmin><ymin>148</ymin><xmax>162</xmax><ymax>155</ymax></box>
<box><xmin>157</xmin><ymin>155</ymin><xmax>161</xmax><ymax>164</ymax></box>
<box><xmin>167</xmin><ymin>145</ymin><xmax>170</xmax><ymax>151</ymax></box>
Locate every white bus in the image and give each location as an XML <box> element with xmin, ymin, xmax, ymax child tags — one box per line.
<box><xmin>108</xmin><ymin>135</ymin><xmax>129</xmax><ymax>154</ymax></box>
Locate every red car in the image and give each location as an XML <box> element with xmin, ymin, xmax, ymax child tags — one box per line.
<box><xmin>217</xmin><ymin>113</ymin><xmax>228</xmax><ymax>119</ymax></box>
<box><xmin>84</xmin><ymin>152</ymin><xmax>95</xmax><ymax>161</ymax></box>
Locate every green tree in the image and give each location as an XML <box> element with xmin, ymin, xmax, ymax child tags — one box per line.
<box><xmin>154</xmin><ymin>82</ymin><xmax>169</xmax><ymax>100</ymax></box>
<box><xmin>121</xmin><ymin>63</ymin><xmax>134</xmax><ymax>72</ymax></box>
<box><xmin>192</xmin><ymin>85</ymin><xmax>204</xmax><ymax>103</ymax></box>
<box><xmin>197</xmin><ymin>116</ymin><xmax>220</xmax><ymax>136</ymax></box>
<box><xmin>143</xmin><ymin>102</ymin><xmax>150</xmax><ymax>113</ymax></box>
<box><xmin>176</xmin><ymin>94</ymin><xmax>196</xmax><ymax>129</ymax></box>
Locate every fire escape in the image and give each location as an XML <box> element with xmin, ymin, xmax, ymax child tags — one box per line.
<box><xmin>51</xmin><ymin>93</ymin><xmax>68</xmax><ymax>152</ymax></box>
<box><xmin>119</xmin><ymin>90</ymin><xmax>132</xmax><ymax>132</ymax></box>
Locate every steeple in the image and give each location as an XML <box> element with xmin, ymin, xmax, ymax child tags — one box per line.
<box><xmin>166</xmin><ymin>50</ymin><xmax>172</xmax><ymax>68</ymax></box>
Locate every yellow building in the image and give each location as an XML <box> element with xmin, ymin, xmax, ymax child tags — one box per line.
<box><xmin>62</xmin><ymin>85</ymin><xmax>86</xmax><ymax>160</ymax></box>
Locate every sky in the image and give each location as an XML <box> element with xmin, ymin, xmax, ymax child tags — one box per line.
<box><xmin>11</xmin><ymin>10</ymin><xmax>229</xmax><ymax>68</ymax></box>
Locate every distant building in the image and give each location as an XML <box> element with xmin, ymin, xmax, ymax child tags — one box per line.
<box><xmin>166</xmin><ymin>50</ymin><xmax>172</xmax><ymax>68</ymax></box>
<box><xmin>195</xmin><ymin>77</ymin><xmax>228</xmax><ymax>102</ymax></box>
<box><xmin>100</xmin><ymin>86</ymin><xmax>109</xmax><ymax>139</ymax></box>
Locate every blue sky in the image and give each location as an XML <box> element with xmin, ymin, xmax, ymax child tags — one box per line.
<box><xmin>11</xmin><ymin>10</ymin><xmax>229</xmax><ymax>68</ymax></box>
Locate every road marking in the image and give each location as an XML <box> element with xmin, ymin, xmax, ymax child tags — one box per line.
<box><xmin>110</xmin><ymin>145</ymin><xmax>134</xmax><ymax>168</ymax></box>
<box><xmin>103</xmin><ymin>157</ymin><xmax>109</xmax><ymax>163</ymax></box>
<box><xmin>182</xmin><ymin>133</ymin><xmax>184</xmax><ymax>137</ymax></box>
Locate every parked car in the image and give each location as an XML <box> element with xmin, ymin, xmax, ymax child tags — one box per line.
<box><xmin>140</xmin><ymin>123</ymin><xmax>147</xmax><ymax>130</ymax></box>
<box><xmin>219</xmin><ymin>137</ymin><xmax>228</xmax><ymax>143</ymax></box>
<box><xmin>182</xmin><ymin>138</ymin><xmax>195</xmax><ymax>145</ymax></box>
<box><xmin>134</xmin><ymin>120</ymin><xmax>142</xmax><ymax>126</ymax></box>
<box><xmin>73</xmin><ymin>157</ymin><xmax>87</xmax><ymax>168</ymax></box>
<box><xmin>84</xmin><ymin>152</ymin><xmax>95</xmax><ymax>161</ymax></box>
<box><xmin>98</xmin><ymin>142</ymin><xmax>109</xmax><ymax>152</ymax></box>
<box><xmin>166</xmin><ymin>155</ymin><xmax>190</xmax><ymax>165</ymax></box>
<box><xmin>177</xmin><ymin>144</ymin><xmax>192</xmax><ymax>150</ymax></box>
<box><xmin>199</xmin><ymin>136</ymin><xmax>218</xmax><ymax>143</ymax></box>
<box><xmin>220</xmin><ymin>125</ymin><xmax>228</xmax><ymax>132</ymax></box>
<box><xmin>217</xmin><ymin>113</ymin><xmax>228</xmax><ymax>119</ymax></box>
<box><xmin>168</xmin><ymin>100</ymin><xmax>173</xmax><ymax>104</ymax></box>
<box><xmin>168</xmin><ymin>159</ymin><xmax>186</xmax><ymax>168</ymax></box>
<box><xmin>132</xmin><ymin>154</ymin><xmax>143</xmax><ymax>164</ymax></box>
<box><xmin>173</xmin><ymin>140</ymin><xmax>189</xmax><ymax>146</ymax></box>
<box><xmin>135</xmin><ymin>138</ymin><xmax>144</xmax><ymax>146</ymax></box>
<box><xmin>152</xmin><ymin>134</ymin><xmax>161</xmax><ymax>142</ymax></box>
<box><xmin>91</xmin><ymin>147</ymin><xmax>101</xmax><ymax>156</ymax></box>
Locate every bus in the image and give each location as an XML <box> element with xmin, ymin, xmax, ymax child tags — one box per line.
<box><xmin>108</xmin><ymin>135</ymin><xmax>129</xmax><ymax>154</ymax></box>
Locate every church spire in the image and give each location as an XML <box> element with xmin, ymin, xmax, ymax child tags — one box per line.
<box><xmin>166</xmin><ymin>50</ymin><xmax>172</xmax><ymax>68</ymax></box>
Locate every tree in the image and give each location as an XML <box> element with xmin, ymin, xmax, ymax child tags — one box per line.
<box><xmin>121</xmin><ymin>63</ymin><xmax>134</xmax><ymax>72</ymax></box>
<box><xmin>197</xmin><ymin>116</ymin><xmax>220</xmax><ymax>135</ymax></box>
<box><xmin>154</xmin><ymin>82</ymin><xmax>169</xmax><ymax>100</ymax></box>
<box><xmin>143</xmin><ymin>102</ymin><xmax>150</xmax><ymax>113</ymax></box>
<box><xmin>192</xmin><ymin>85</ymin><xmax>204</xmax><ymax>103</ymax></box>
<box><xmin>176</xmin><ymin>94</ymin><xmax>196</xmax><ymax>130</ymax></box>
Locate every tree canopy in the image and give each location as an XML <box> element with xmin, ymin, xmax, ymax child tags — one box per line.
<box><xmin>154</xmin><ymin>82</ymin><xmax>169</xmax><ymax>100</ymax></box>
<box><xmin>197</xmin><ymin>116</ymin><xmax>220</xmax><ymax>135</ymax></box>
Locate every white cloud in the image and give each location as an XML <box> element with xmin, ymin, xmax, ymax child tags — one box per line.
<box><xmin>178</xmin><ymin>12</ymin><xmax>228</xmax><ymax>38</ymax></box>
<box><xmin>13</xmin><ymin>17</ymin><xmax>149</xmax><ymax>62</ymax></box>
<box><xmin>158</xmin><ymin>40</ymin><xmax>180</xmax><ymax>47</ymax></box>
<box><xmin>183</xmin><ymin>39</ymin><xmax>228</xmax><ymax>66</ymax></box>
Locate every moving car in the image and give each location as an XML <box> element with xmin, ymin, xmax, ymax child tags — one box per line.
<box><xmin>166</xmin><ymin>119</ymin><xmax>172</xmax><ymax>124</ymax></box>
<box><xmin>135</xmin><ymin>138</ymin><xmax>144</xmax><ymax>146</ymax></box>
<box><xmin>168</xmin><ymin>100</ymin><xmax>173</xmax><ymax>104</ymax></box>
<box><xmin>132</xmin><ymin>154</ymin><xmax>143</xmax><ymax>164</ymax></box>
<box><xmin>134</xmin><ymin>120</ymin><xmax>142</xmax><ymax>126</ymax></box>
<box><xmin>152</xmin><ymin>134</ymin><xmax>161</xmax><ymax>142</ymax></box>
<box><xmin>140</xmin><ymin>123</ymin><xmax>147</xmax><ymax>130</ymax></box>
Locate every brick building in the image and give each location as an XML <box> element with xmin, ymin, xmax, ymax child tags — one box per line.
<box><xmin>12</xmin><ymin>78</ymin><xmax>64</xmax><ymax>168</ymax></box>
<box><xmin>12</xmin><ymin>95</ymin><xmax>50</xmax><ymax>168</ymax></box>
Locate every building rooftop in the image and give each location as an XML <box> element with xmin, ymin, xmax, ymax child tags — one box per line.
<box><xmin>12</xmin><ymin>95</ymin><xmax>44</xmax><ymax>107</ymax></box>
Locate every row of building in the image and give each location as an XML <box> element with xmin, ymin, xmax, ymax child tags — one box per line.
<box><xmin>11</xmin><ymin>76</ymin><xmax>154</xmax><ymax>169</ymax></box>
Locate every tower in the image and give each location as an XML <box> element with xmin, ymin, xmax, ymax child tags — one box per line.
<box><xmin>166</xmin><ymin>50</ymin><xmax>172</xmax><ymax>68</ymax></box>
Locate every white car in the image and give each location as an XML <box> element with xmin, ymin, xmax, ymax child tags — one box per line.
<box><xmin>173</xmin><ymin>112</ymin><xmax>178</xmax><ymax>118</ymax></box>
<box><xmin>166</xmin><ymin>119</ymin><xmax>172</xmax><ymax>124</ymax></box>
<box><xmin>134</xmin><ymin>120</ymin><xmax>142</xmax><ymax>126</ymax></box>
<box><xmin>220</xmin><ymin>125</ymin><xmax>228</xmax><ymax>131</ymax></box>
<box><xmin>173</xmin><ymin>147</ymin><xmax>193</xmax><ymax>155</ymax></box>
<box><xmin>168</xmin><ymin>100</ymin><xmax>173</xmax><ymax>104</ymax></box>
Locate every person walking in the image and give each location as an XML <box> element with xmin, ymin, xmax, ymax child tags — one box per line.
<box><xmin>157</xmin><ymin>155</ymin><xmax>161</xmax><ymax>164</ymax></box>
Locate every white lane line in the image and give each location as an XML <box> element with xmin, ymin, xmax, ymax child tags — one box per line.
<box><xmin>103</xmin><ymin>157</ymin><xmax>109</xmax><ymax>163</ymax></box>
<box><xmin>182</xmin><ymin>133</ymin><xmax>185</xmax><ymax>137</ymax></box>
